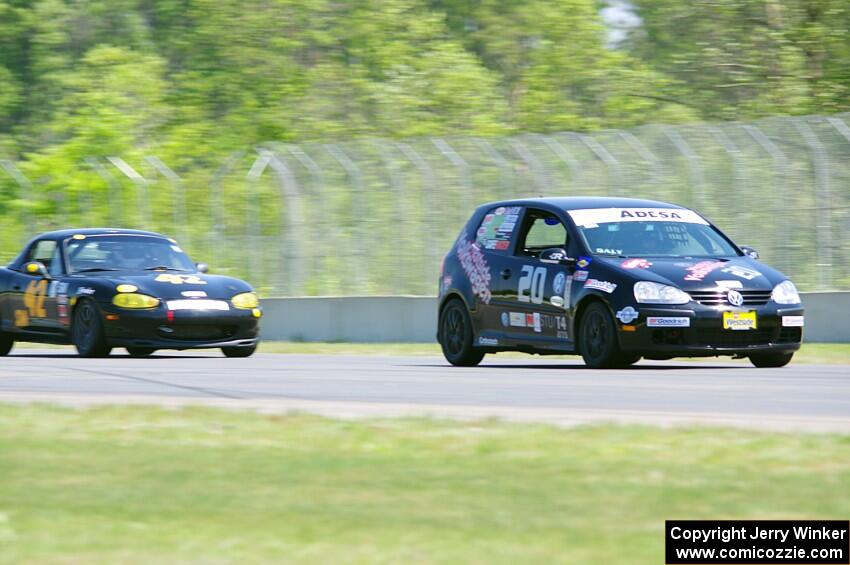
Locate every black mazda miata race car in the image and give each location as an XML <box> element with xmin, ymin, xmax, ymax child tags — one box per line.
<box><xmin>438</xmin><ymin>197</ymin><xmax>804</xmax><ymax>368</ymax></box>
<box><xmin>0</xmin><ymin>229</ymin><xmax>260</xmax><ymax>357</ymax></box>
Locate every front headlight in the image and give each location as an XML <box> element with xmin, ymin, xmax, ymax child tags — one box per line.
<box><xmin>231</xmin><ymin>292</ymin><xmax>259</xmax><ymax>309</ymax></box>
<box><xmin>633</xmin><ymin>281</ymin><xmax>691</xmax><ymax>305</ymax></box>
<box><xmin>771</xmin><ymin>280</ymin><xmax>801</xmax><ymax>304</ymax></box>
<box><xmin>113</xmin><ymin>293</ymin><xmax>160</xmax><ymax>309</ymax></box>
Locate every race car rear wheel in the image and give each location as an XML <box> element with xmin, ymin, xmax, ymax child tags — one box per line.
<box><xmin>222</xmin><ymin>345</ymin><xmax>257</xmax><ymax>358</ymax></box>
<box><xmin>72</xmin><ymin>299</ymin><xmax>112</xmax><ymax>358</ymax></box>
<box><xmin>126</xmin><ymin>347</ymin><xmax>155</xmax><ymax>357</ymax></box>
<box><xmin>619</xmin><ymin>354</ymin><xmax>641</xmax><ymax>367</ymax></box>
<box><xmin>578</xmin><ymin>302</ymin><xmax>624</xmax><ymax>369</ymax></box>
<box><xmin>749</xmin><ymin>351</ymin><xmax>794</xmax><ymax>368</ymax></box>
<box><xmin>0</xmin><ymin>332</ymin><xmax>13</xmax><ymax>356</ymax></box>
<box><xmin>439</xmin><ymin>299</ymin><xmax>485</xmax><ymax>367</ymax></box>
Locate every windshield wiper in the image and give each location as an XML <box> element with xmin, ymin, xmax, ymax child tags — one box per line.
<box><xmin>144</xmin><ymin>266</ymin><xmax>187</xmax><ymax>271</ymax></box>
<box><xmin>74</xmin><ymin>267</ymin><xmax>120</xmax><ymax>273</ymax></box>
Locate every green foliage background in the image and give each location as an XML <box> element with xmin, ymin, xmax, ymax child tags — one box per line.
<box><xmin>1</xmin><ymin>0</ymin><xmax>849</xmax><ymax>294</ymax></box>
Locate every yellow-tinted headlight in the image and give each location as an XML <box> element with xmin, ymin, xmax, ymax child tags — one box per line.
<box><xmin>231</xmin><ymin>292</ymin><xmax>259</xmax><ymax>309</ymax></box>
<box><xmin>113</xmin><ymin>293</ymin><xmax>160</xmax><ymax>309</ymax></box>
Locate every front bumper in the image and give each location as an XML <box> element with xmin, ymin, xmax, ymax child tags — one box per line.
<box><xmin>617</xmin><ymin>303</ymin><xmax>804</xmax><ymax>357</ymax></box>
<box><xmin>99</xmin><ymin>302</ymin><xmax>260</xmax><ymax>350</ymax></box>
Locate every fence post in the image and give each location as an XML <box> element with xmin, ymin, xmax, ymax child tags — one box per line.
<box><xmin>107</xmin><ymin>157</ymin><xmax>151</xmax><ymax>228</ymax></box>
<box><xmin>325</xmin><ymin>144</ymin><xmax>367</xmax><ymax>292</ymax></box>
<box><xmin>0</xmin><ymin>160</ymin><xmax>34</xmax><ymax>243</ymax></box>
<box><xmin>794</xmin><ymin>118</ymin><xmax>833</xmax><ymax>289</ymax></box>
<box><xmin>577</xmin><ymin>133</ymin><xmax>622</xmax><ymax>196</ymax></box>
<box><xmin>264</xmin><ymin>149</ymin><xmax>304</xmax><ymax>296</ymax></box>
<box><xmin>662</xmin><ymin>127</ymin><xmax>704</xmax><ymax>208</ymax></box>
<box><xmin>397</xmin><ymin>142</ymin><xmax>439</xmax><ymax>286</ymax></box>
<box><xmin>209</xmin><ymin>151</ymin><xmax>245</xmax><ymax>272</ymax></box>
<box><xmin>618</xmin><ymin>130</ymin><xmax>662</xmax><ymax>186</ymax></box>
<box><xmin>741</xmin><ymin>125</ymin><xmax>788</xmax><ymax>267</ymax></box>
<box><xmin>432</xmin><ymin>137</ymin><xmax>474</xmax><ymax>213</ymax></box>
<box><xmin>540</xmin><ymin>134</ymin><xmax>582</xmax><ymax>190</ymax></box>
<box><xmin>510</xmin><ymin>136</ymin><xmax>550</xmax><ymax>194</ymax></box>
<box><xmin>145</xmin><ymin>156</ymin><xmax>187</xmax><ymax>244</ymax></box>
<box><xmin>473</xmin><ymin>138</ymin><xmax>513</xmax><ymax>199</ymax></box>
<box><xmin>287</xmin><ymin>144</ymin><xmax>330</xmax><ymax>295</ymax></box>
<box><xmin>375</xmin><ymin>141</ymin><xmax>414</xmax><ymax>293</ymax></box>
<box><xmin>826</xmin><ymin>117</ymin><xmax>850</xmax><ymax>286</ymax></box>
<box><xmin>84</xmin><ymin>158</ymin><xmax>120</xmax><ymax>226</ymax></box>
<box><xmin>246</xmin><ymin>151</ymin><xmax>272</xmax><ymax>287</ymax></box>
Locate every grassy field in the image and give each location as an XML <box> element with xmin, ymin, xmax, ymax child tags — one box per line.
<box><xmin>1</xmin><ymin>405</ymin><xmax>849</xmax><ymax>564</ymax></box>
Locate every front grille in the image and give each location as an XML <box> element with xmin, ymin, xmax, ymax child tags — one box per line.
<box><xmin>688</xmin><ymin>290</ymin><xmax>773</xmax><ymax>307</ymax></box>
<box><xmin>695</xmin><ymin>328</ymin><xmax>775</xmax><ymax>347</ymax></box>
<box><xmin>778</xmin><ymin>327</ymin><xmax>802</xmax><ymax>343</ymax></box>
<box><xmin>158</xmin><ymin>325</ymin><xmax>237</xmax><ymax>341</ymax></box>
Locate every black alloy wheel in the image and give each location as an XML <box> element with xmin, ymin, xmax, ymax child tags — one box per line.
<box><xmin>72</xmin><ymin>299</ymin><xmax>112</xmax><ymax>358</ymax></box>
<box><xmin>749</xmin><ymin>351</ymin><xmax>794</xmax><ymax>368</ymax></box>
<box><xmin>439</xmin><ymin>299</ymin><xmax>485</xmax><ymax>367</ymax></box>
<box><xmin>578</xmin><ymin>302</ymin><xmax>626</xmax><ymax>369</ymax></box>
<box><xmin>222</xmin><ymin>345</ymin><xmax>257</xmax><ymax>358</ymax></box>
<box><xmin>0</xmin><ymin>331</ymin><xmax>13</xmax><ymax>356</ymax></box>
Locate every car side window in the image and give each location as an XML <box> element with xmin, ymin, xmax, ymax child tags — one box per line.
<box><xmin>515</xmin><ymin>209</ymin><xmax>568</xmax><ymax>258</ymax></box>
<box><xmin>475</xmin><ymin>205</ymin><xmax>523</xmax><ymax>252</ymax></box>
<box><xmin>47</xmin><ymin>246</ymin><xmax>64</xmax><ymax>277</ymax></box>
<box><xmin>24</xmin><ymin>240</ymin><xmax>57</xmax><ymax>268</ymax></box>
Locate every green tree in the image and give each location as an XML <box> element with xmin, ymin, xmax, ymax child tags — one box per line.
<box><xmin>624</xmin><ymin>0</ymin><xmax>850</xmax><ymax>120</ymax></box>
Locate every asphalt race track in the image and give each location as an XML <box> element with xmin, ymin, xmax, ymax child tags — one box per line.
<box><xmin>1</xmin><ymin>350</ymin><xmax>848</xmax><ymax>432</ymax></box>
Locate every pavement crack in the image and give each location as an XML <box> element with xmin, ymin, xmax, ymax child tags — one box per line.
<box><xmin>63</xmin><ymin>367</ymin><xmax>245</xmax><ymax>400</ymax></box>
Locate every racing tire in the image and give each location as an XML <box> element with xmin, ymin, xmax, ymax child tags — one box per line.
<box><xmin>222</xmin><ymin>345</ymin><xmax>257</xmax><ymax>358</ymax></box>
<box><xmin>0</xmin><ymin>332</ymin><xmax>13</xmax><ymax>356</ymax></box>
<box><xmin>578</xmin><ymin>302</ymin><xmax>625</xmax><ymax>369</ymax></box>
<box><xmin>72</xmin><ymin>299</ymin><xmax>112</xmax><ymax>358</ymax></box>
<box><xmin>618</xmin><ymin>354</ymin><xmax>641</xmax><ymax>367</ymax></box>
<box><xmin>126</xmin><ymin>347</ymin><xmax>156</xmax><ymax>357</ymax></box>
<box><xmin>749</xmin><ymin>351</ymin><xmax>794</xmax><ymax>368</ymax></box>
<box><xmin>439</xmin><ymin>299</ymin><xmax>485</xmax><ymax>367</ymax></box>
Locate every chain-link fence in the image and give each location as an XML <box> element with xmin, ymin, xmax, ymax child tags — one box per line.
<box><xmin>2</xmin><ymin>113</ymin><xmax>849</xmax><ymax>295</ymax></box>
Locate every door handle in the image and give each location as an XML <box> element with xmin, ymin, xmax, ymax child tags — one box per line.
<box><xmin>500</xmin><ymin>268</ymin><xmax>512</xmax><ymax>279</ymax></box>
<box><xmin>12</xmin><ymin>286</ymin><xmax>20</xmax><ymax>291</ymax></box>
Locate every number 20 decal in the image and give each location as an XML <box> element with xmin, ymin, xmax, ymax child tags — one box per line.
<box><xmin>518</xmin><ymin>266</ymin><xmax>547</xmax><ymax>304</ymax></box>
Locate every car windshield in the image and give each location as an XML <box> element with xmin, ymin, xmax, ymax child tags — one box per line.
<box><xmin>567</xmin><ymin>207</ymin><xmax>740</xmax><ymax>258</ymax></box>
<box><xmin>65</xmin><ymin>235</ymin><xmax>196</xmax><ymax>273</ymax></box>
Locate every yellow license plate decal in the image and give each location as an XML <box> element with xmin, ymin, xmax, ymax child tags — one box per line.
<box><xmin>723</xmin><ymin>311</ymin><xmax>757</xmax><ymax>330</ymax></box>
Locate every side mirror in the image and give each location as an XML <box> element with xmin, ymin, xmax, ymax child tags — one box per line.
<box><xmin>24</xmin><ymin>261</ymin><xmax>51</xmax><ymax>279</ymax></box>
<box><xmin>196</xmin><ymin>262</ymin><xmax>209</xmax><ymax>274</ymax></box>
<box><xmin>740</xmin><ymin>246</ymin><xmax>759</xmax><ymax>260</ymax></box>
<box><xmin>539</xmin><ymin>248</ymin><xmax>576</xmax><ymax>266</ymax></box>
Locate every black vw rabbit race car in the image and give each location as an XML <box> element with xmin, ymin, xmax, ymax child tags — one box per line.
<box><xmin>0</xmin><ymin>229</ymin><xmax>261</xmax><ymax>357</ymax></box>
<box><xmin>438</xmin><ymin>197</ymin><xmax>804</xmax><ymax>369</ymax></box>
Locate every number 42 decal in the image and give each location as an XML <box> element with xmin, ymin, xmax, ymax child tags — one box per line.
<box><xmin>518</xmin><ymin>265</ymin><xmax>547</xmax><ymax>304</ymax></box>
<box><xmin>15</xmin><ymin>279</ymin><xmax>48</xmax><ymax>326</ymax></box>
<box><xmin>24</xmin><ymin>280</ymin><xmax>48</xmax><ymax>317</ymax></box>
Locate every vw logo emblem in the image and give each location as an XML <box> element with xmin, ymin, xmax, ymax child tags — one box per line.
<box><xmin>727</xmin><ymin>289</ymin><xmax>744</xmax><ymax>307</ymax></box>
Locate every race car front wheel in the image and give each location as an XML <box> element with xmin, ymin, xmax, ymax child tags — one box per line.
<box><xmin>578</xmin><ymin>302</ymin><xmax>625</xmax><ymax>369</ymax></box>
<box><xmin>749</xmin><ymin>351</ymin><xmax>794</xmax><ymax>368</ymax></box>
<box><xmin>0</xmin><ymin>332</ymin><xmax>13</xmax><ymax>356</ymax></box>
<box><xmin>439</xmin><ymin>299</ymin><xmax>485</xmax><ymax>367</ymax></box>
<box><xmin>72</xmin><ymin>299</ymin><xmax>112</xmax><ymax>358</ymax></box>
<box><xmin>222</xmin><ymin>345</ymin><xmax>257</xmax><ymax>358</ymax></box>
